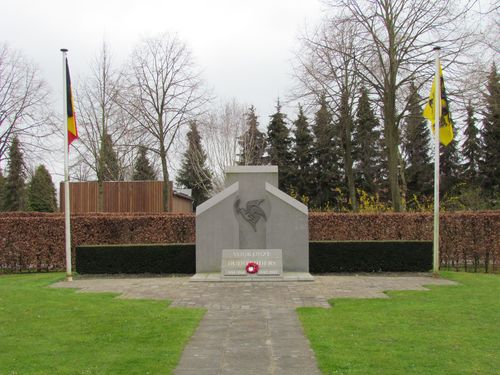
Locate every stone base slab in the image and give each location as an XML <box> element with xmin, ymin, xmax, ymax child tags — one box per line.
<box><xmin>190</xmin><ymin>272</ymin><xmax>314</xmax><ymax>282</ymax></box>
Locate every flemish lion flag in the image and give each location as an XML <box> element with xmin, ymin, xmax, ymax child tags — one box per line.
<box><xmin>65</xmin><ymin>59</ymin><xmax>78</xmax><ymax>146</ymax></box>
<box><xmin>423</xmin><ymin>63</ymin><xmax>454</xmax><ymax>146</ymax></box>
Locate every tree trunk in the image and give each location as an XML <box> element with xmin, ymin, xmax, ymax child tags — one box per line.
<box><xmin>384</xmin><ymin>94</ymin><xmax>402</xmax><ymax>212</ymax></box>
<box><xmin>159</xmin><ymin>144</ymin><xmax>170</xmax><ymax>212</ymax></box>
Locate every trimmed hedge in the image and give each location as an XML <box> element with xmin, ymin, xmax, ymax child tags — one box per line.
<box><xmin>309</xmin><ymin>241</ymin><xmax>432</xmax><ymax>273</ymax></box>
<box><xmin>76</xmin><ymin>244</ymin><xmax>195</xmax><ymax>274</ymax></box>
<box><xmin>1</xmin><ymin>211</ymin><xmax>498</xmax><ymax>273</ymax></box>
<box><xmin>77</xmin><ymin>241</ymin><xmax>432</xmax><ymax>274</ymax></box>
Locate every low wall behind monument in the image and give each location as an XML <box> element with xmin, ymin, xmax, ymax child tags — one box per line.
<box><xmin>0</xmin><ymin>211</ymin><xmax>498</xmax><ymax>273</ymax></box>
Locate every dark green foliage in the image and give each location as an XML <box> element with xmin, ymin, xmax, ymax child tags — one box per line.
<box><xmin>0</xmin><ymin>169</ymin><xmax>5</xmax><ymax>211</ymax></box>
<box><xmin>177</xmin><ymin>121</ymin><xmax>212</xmax><ymax>208</ymax></box>
<box><xmin>311</xmin><ymin>95</ymin><xmax>342</xmax><ymax>209</ymax></box>
<box><xmin>26</xmin><ymin>165</ymin><xmax>57</xmax><ymax>212</ymax></box>
<box><xmin>133</xmin><ymin>145</ymin><xmax>157</xmax><ymax>180</ymax></box>
<box><xmin>266</xmin><ymin>100</ymin><xmax>293</xmax><ymax>191</ymax></box>
<box><xmin>479</xmin><ymin>63</ymin><xmax>500</xmax><ymax>196</ymax></box>
<box><xmin>353</xmin><ymin>87</ymin><xmax>385</xmax><ymax>196</ymax></box>
<box><xmin>403</xmin><ymin>83</ymin><xmax>433</xmax><ymax>198</ymax></box>
<box><xmin>440</xmin><ymin>129</ymin><xmax>461</xmax><ymax>195</ymax></box>
<box><xmin>291</xmin><ymin>105</ymin><xmax>314</xmax><ymax>199</ymax></box>
<box><xmin>462</xmin><ymin>101</ymin><xmax>481</xmax><ymax>185</ymax></box>
<box><xmin>238</xmin><ymin>105</ymin><xmax>266</xmax><ymax>165</ymax></box>
<box><xmin>76</xmin><ymin>243</ymin><xmax>195</xmax><ymax>274</ymax></box>
<box><xmin>309</xmin><ymin>241</ymin><xmax>432</xmax><ymax>273</ymax></box>
<box><xmin>98</xmin><ymin>132</ymin><xmax>121</xmax><ymax>181</ymax></box>
<box><xmin>3</xmin><ymin>137</ymin><xmax>26</xmax><ymax>211</ymax></box>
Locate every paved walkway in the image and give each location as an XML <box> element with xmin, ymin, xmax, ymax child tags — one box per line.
<box><xmin>54</xmin><ymin>274</ymin><xmax>455</xmax><ymax>375</ymax></box>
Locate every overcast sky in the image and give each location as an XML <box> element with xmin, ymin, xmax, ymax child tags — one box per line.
<box><xmin>1</xmin><ymin>0</ymin><xmax>323</xmax><ymax>119</ymax></box>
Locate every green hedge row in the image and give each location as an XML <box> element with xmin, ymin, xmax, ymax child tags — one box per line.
<box><xmin>76</xmin><ymin>244</ymin><xmax>195</xmax><ymax>274</ymax></box>
<box><xmin>309</xmin><ymin>241</ymin><xmax>432</xmax><ymax>273</ymax></box>
<box><xmin>76</xmin><ymin>241</ymin><xmax>432</xmax><ymax>274</ymax></box>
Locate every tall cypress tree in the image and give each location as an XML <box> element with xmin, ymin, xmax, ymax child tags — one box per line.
<box><xmin>267</xmin><ymin>100</ymin><xmax>293</xmax><ymax>191</ymax></box>
<box><xmin>462</xmin><ymin>101</ymin><xmax>481</xmax><ymax>185</ymax></box>
<box><xmin>311</xmin><ymin>95</ymin><xmax>342</xmax><ymax>209</ymax></box>
<box><xmin>402</xmin><ymin>82</ymin><xmax>433</xmax><ymax>198</ymax></box>
<box><xmin>238</xmin><ymin>106</ymin><xmax>266</xmax><ymax>165</ymax></box>
<box><xmin>177</xmin><ymin>121</ymin><xmax>213</xmax><ymax>208</ymax></box>
<box><xmin>353</xmin><ymin>86</ymin><xmax>384</xmax><ymax>195</ymax></box>
<box><xmin>132</xmin><ymin>145</ymin><xmax>157</xmax><ymax>180</ymax></box>
<box><xmin>291</xmin><ymin>104</ymin><xmax>314</xmax><ymax>200</ymax></box>
<box><xmin>26</xmin><ymin>165</ymin><xmax>57</xmax><ymax>212</ymax></box>
<box><xmin>3</xmin><ymin>137</ymin><xmax>26</xmax><ymax>211</ymax></box>
<box><xmin>479</xmin><ymin>63</ymin><xmax>500</xmax><ymax>196</ymax></box>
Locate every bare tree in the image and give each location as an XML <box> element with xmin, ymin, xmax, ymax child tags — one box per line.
<box><xmin>71</xmin><ymin>43</ymin><xmax>137</xmax><ymax>182</ymax></box>
<box><xmin>293</xmin><ymin>18</ymin><xmax>361</xmax><ymax>210</ymax></box>
<box><xmin>123</xmin><ymin>33</ymin><xmax>208</xmax><ymax>210</ymax></box>
<box><xmin>201</xmin><ymin>99</ymin><xmax>247</xmax><ymax>191</ymax></box>
<box><xmin>320</xmin><ymin>0</ymin><xmax>476</xmax><ymax>211</ymax></box>
<box><xmin>0</xmin><ymin>43</ymin><xmax>51</xmax><ymax>164</ymax></box>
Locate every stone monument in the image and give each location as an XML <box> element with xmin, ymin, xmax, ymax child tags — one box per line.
<box><xmin>192</xmin><ymin>166</ymin><xmax>312</xmax><ymax>281</ymax></box>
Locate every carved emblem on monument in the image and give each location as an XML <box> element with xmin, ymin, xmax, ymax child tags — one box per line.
<box><xmin>234</xmin><ymin>198</ymin><xmax>267</xmax><ymax>232</ymax></box>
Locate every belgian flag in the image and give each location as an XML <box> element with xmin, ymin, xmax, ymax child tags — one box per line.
<box><xmin>65</xmin><ymin>59</ymin><xmax>78</xmax><ymax>146</ymax></box>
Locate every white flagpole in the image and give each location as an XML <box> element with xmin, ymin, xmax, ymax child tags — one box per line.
<box><xmin>433</xmin><ymin>46</ymin><xmax>441</xmax><ymax>275</ymax></box>
<box><xmin>61</xmin><ymin>48</ymin><xmax>73</xmax><ymax>282</ymax></box>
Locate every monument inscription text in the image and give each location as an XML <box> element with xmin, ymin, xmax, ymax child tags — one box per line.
<box><xmin>222</xmin><ymin>249</ymin><xmax>283</xmax><ymax>277</ymax></box>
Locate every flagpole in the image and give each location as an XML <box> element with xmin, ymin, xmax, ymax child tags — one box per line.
<box><xmin>432</xmin><ymin>46</ymin><xmax>441</xmax><ymax>276</ymax></box>
<box><xmin>61</xmin><ymin>48</ymin><xmax>73</xmax><ymax>282</ymax></box>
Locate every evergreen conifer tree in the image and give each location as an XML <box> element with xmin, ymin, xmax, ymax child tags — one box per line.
<box><xmin>26</xmin><ymin>165</ymin><xmax>57</xmax><ymax>212</ymax></box>
<box><xmin>291</xmin><ymin>104</ymin><xmax>314</xmax><ymax>200</ymax></box>
<box><xmin>238</xmin><ymin>106</ymin><xmax>266</xmax><ymax>165</ymax></box>
<box><xmin>267</xmin><ymin>100</ymin><xmax>293</xmax><ymax>191</ymax></box>
<box><xmin>0</xmin><ymin>169</ymin><xmax>5</xmax><ymax>211</ymax></box>
<box><xmin>479</xmin><ymin>63</ymin><xmax>500</xmax><ymax>196</ymax></box>
<box><xmin>311</xmin><ymin>95</ymin><xmax>342</xmax><ymax>209</ymax></box>
<box><xmin>132</xmin><ymin>145</ymin><xmax>157</xmax><ymax>180</ymax></box>
<box><xmin>402</xmin><ymin>83</ymin><xmax>433</xmax><ymax>199</ymax></box>
<box><xmin>353</xmin><ymin>86</ymin><xmax>384</xmax><ymax>195</ymax></box>
<box><xmin>177</xmin><ymin>121</ymin><xmax>213</xmax><ymax>208</ymax></box>
<box><xmin>3</xmin><ymin>137</ymin><xmax>26</xmax><ymax>211</ymax></box>
<box><xmin>440</xmin><ymin>132</ymin><xmax>461</xmax><ymax>196</ymax></box>
<box><xmin>99</xmin><ymin>132</ymin><xmax>121</xmax><ymax>181</ymax></box>
<box><xmin>462</xmin><ymin>101</ymin><xmax>481</xmax><ymax>185</ymax></box>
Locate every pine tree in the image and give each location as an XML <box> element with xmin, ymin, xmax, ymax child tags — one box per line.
<box><xmin>353</xmin><ymin>86</ymin><xmax>384</xmax><ymax>195</ymax></box>
<box><xmin>0</xmin><ymin>168</ymin><xmax>5</xmax><ymax>211</ymax></box>
<box><xmin>479</xmin><ymin>63</ymin><xmax>500</xmax><ymax>196</ymax></box>
<box><xmin>99</xmin><ymin>132</ymin><xmax>121</xmax><ymax>181</ymax></box>
<box><xmin>26</xmin><ymin>165</ymin><xmax>57</xmax><ymax>212</ymax></box>
<box><xmin>402</xmin><ymin>82</ymin><xmax>433</xmax><ymax>199</ymax></box>
<box><xmin>267</xmin><ymin>100</ymin><xmax>293</xmax><ymax>191</ymax></box>
<box><xmin>291</xmin><ymin>104</ymin><xmax>314</xmax><ymax>200</ymax></box>
<box><xmin>3</xmin><ymin>137</ymin><xmax>26</xmax><ymax>211</ymax></box>
<box><xmin>311</xmin><ymin>95</ymin><xmax>342</xmax><ymax>209</ymax></box>
<box><xmin>462</xmin><ymin>101</ymin><xmax>481</xmax><ymax>185</ymax></box>
<box><xmin>238</xmin><ymin>106</ymin><xmax>266</xmax><ymax>165</ymax></box>
<box><xmin>132</xmin><ymin>145</ymin><xmax>157</xmax><ymax>180</ymax></box>
<box><xmin>177</xmin><ymin>121</ymin><xmax>213</xmax><ymax>208</ymax></box>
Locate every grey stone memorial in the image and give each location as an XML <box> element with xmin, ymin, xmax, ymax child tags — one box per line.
<box><xmin>192</xmin><ymin>166</ymin><xmax>312</xmax><ymax>281</ymax></box>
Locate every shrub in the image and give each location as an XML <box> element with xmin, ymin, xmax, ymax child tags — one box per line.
<box><xmin>309</xmin><ymin>241</ymin><xmax>432</xmax><ymax>273</ymax></box>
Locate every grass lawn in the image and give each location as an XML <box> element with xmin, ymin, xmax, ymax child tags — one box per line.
<box><xmin>0</xmin><ymin>273</ymin><xmax>204</xmax><ymax>375</ymax></box>
<box><xmin>298</xmin><ymin>272</ymin><xmax>500</xmax><ymax>375</ymax></box>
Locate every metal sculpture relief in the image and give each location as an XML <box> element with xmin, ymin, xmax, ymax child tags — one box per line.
<box><xmin>234</xmin><ymin>198</ymin><xmax>267</xmax><ymax>232</ymax></box>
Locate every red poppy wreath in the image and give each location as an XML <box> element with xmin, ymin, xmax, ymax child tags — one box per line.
<box><xmin>245</xmin><ymin>262</ymin><xmax>259</xmax><ymax>274</ymax></box>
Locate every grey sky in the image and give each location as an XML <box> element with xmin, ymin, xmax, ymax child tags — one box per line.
<box><xmin>1</xmin><ymin>0</ymin><xmax>322</xmax><ymax>118</ymax></box>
